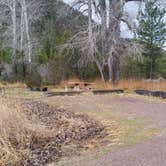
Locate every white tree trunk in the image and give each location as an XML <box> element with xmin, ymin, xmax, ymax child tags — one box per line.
<box><xmin>99</xmin><ymin>0</ymin><xmax>107</xmax><ymax>60</ymax></box>
<box><xmin>21</xmin><ymin>0</ymin><xmax>32</xmax><ymax>64</ymax></box>
<box><xmin>20</xmin><ymin>8</ymin><xmax>24</xmax><ymax>52</ymax></box>
<box><xmin>11</xmin><ymin>0</ymin><xmax>17</xmax><ymax>67</ymax></box>
<box><xmin>88</xmin><ymin>0</ymin><xmax>105</xmax><ymax>81</ymax></box>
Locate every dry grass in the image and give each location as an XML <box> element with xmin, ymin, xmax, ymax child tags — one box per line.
<box><xmin>85</xmin><ymin>79</ymin><xmax>166</xmax><ymax>92</ymax></box>
<box><xmin>0</xmin><ymin>97</ymin><xmax>105</xmax><ymax>165</ymax></box>
<box><xmin>0</xmin><ymin>82</ymin><xmax>26</xmax><ymax>88</ymax></box>
<box><xmin>116</xmin><ymin>79</ymin><xmax>166</xmax><ymax>92</ymax></box>
<box><xmin>59</xmin><ymin>78</ymin><xmax>166</xmax><ymax>92</ymax></box>
<box><xmin>1</xmin><ymin>78</ymin><xmax>165</xmax><ymax>93</ymax></box>
<box><xmin>0</xmin><ymin>97</ymin><xmax>52</xmax><ymax>165</ymax></box>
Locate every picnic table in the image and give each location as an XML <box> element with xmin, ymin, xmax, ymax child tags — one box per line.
<box><xmin>65</xmin><ymin>81</ymin><xmax>92</xmax><ymax>91</ymax></box>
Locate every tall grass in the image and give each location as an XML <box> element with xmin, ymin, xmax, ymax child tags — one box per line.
<box><xmin>0</xmin><ymin>82</ymin><xmax>26</xmax><ymax>88</ymax></box>
<box><xmin>116</xmin><ymin>79</ymin><xmax>166</xmax><ymax>91</ymax></box>
<box><xmin>92</xmin><ymin>79</ymin><xmax>166</xmax><ymax>92</ymax></box>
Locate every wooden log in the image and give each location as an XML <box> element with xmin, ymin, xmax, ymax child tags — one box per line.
<box><xmin>46</xmin><ymin>91</ymin><xmax>83</xmax><ymax>97</ymax></box>
<box><xmin>161</xmin><ymin>92</ymin><xmax>166</xmax><ymax>99</ymax></box>
<box><xmin>135</xmin><ymin>90</ymin><xmax>152</xmax><ymax>96</ymax></box>
<box><xmin>93</xmin><ymin>89</ymin><xmax>124</xmax><ymax>95</ymax></box>
<box><xmin>151</xmin><ymin>91</ymin><xmax>163</xmax><ymax>97</ymax></box>
<box><xmin>135</xmin><ymin>89</ymin><xmax>166</xmax><ymax>99</ymax></box>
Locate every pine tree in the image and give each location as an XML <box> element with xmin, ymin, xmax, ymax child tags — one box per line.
<box><xmin>138</xmin><ymin>0</ymin><xmax>166</xmax><ymax>79</ymax></box>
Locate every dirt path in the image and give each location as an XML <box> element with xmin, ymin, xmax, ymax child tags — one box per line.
<box><xmin>83</xmin><ymin>135</ymin><xmax>166</xmax><ymax>166</ymax></box>
<box><xmin>43</xmin><ymin>94</ymin><xmax>166</xmax><ymax>166</ymax></box>
<box><xmin>81</xmin><ymin>95</ymin><xmax>166</xmax><ymax>166</ymax></box>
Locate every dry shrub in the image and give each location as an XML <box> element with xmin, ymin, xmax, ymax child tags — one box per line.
<box><xmin>0</xmin><ymin>98</ymin><xmax>53</xmax><ymax>165</ymax></box>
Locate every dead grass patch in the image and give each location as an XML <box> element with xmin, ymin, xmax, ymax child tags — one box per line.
<box><xmin>0</xmin><ymin>97</ymin><xmax>105</xmax><ymax>165</ymax></box>
<box><xmin>0</xmin><ymin>98</ymin><xmax>52</xmax><ymax>165</ymax></box>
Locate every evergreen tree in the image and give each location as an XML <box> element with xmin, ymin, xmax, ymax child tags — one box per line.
<box><xmin>138</xmin><ymin>0</ymin><xmax>166</xmax><ymax>79</ymax></box>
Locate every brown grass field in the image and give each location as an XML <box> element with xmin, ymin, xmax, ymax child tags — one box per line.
<box><xmin>0</xmin><ymin>79</ymin><xmax>165</xmax><ymax>92</ymax></box>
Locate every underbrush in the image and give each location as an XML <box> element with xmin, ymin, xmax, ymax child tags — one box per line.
<box><xmin>0</xmin><ymin>98</ymin><xmax>105</xmax><ymax>165</ymax></box>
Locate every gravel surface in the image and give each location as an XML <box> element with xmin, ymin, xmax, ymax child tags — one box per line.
<box><xmin>83</xmin><ymin>135</ymin><xmax>166</xmax><ymax>166</ymax></box>
<box><xmin>80</xmin><ymin>95</ymin><xmax>166</xmax><ymax>166</ymax></box>
<box><xmin>44</xmin><ymin>94</ymin><xmax>166</xmax><ymax>166</ymax></box>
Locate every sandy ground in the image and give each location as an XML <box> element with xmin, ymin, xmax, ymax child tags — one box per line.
<box><xmin>43</xmin><ymin>93</ymin><xmax>166</xmax><ymax>166</ymax></box>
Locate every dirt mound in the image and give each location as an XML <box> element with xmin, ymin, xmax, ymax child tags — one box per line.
<box><xmin>21</xmin><ymin>100</ymin><xmax>105</xmax><ymax>165</ymax></box>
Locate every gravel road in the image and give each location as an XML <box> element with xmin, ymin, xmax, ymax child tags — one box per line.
<box><xmin>81</xmin><ymin>95</ymin><xmax>166</xmax><ymax>166</ymax></box>
<box><xmin>44</xmin><ymin>94</ymin><xmax>166</xmax><ymax>166</ymax></box>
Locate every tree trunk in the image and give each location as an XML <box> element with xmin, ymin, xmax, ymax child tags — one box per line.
<box><xmin>88</xmin><ymin>0</ymin><xmax>105</xmax><ymax>82</ymax></box>
<box><xmin>21</xmin><ymin>51</ymin><xmax>26</xmax><ymax>80</ymax></box>
<box><xmin>96</xmin><ymin>61</ymin><xmax>105</xmax><ymax>82</ymax></box>
<box><xmin>149</xmin><ymin>57</ymin><xmax>153</xmax><ymax>79</ymax></box>
<box><xmin>21</xmin><ymin>0</ymin><xmax>32</xmax><ymax>64</ymax></box>
<box><xmin>20</xmin><ymin>7</ymin><xmax>24</xmax><ymax>52</ymax></box>
<box><xmin>11</xmin><ymin>0</ymin><xmax>17</xmax><ymax>75</ymax></box>
<box><xmin>114</xmin><ymin>55</ymin><xmax>120</xmax><ymax>83</ymax></box>
<box><xmin>108</xmin><ymin>0</ymin><xmax>124</xmax><ymax>83</ymax></box>
<box><xmin>149</xmin><ymin>57</ymin><xmax>156</xmax><ymax>79</ymax></box>
<box><xmin>99</xmin><ymin>0</ymin><xmax>107</xmax><ymax>60</ymax></box>
<box><xmin>108</xmin><ymin>55</ymin><xmax>113</xmax><ymax>81</ymax></box>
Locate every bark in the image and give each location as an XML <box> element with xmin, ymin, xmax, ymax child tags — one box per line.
<box><xmin>108</xmin><ymin>0</ymin><xmax>124</xmax><ymax>83</ymax></box>
<box><xmin>99</xmin><ymin>0</ymin><xmax>107</xmax><ymax>60</ymax></box>
<box><xmin>20</xmin><ymin>8</ymin><xmax>24</xmax><ymax>52</ymax></box>
<box><xmin>149</xmin><ymin>57</ymin><xmax>156</xmax><ymax>79</ymax></box>
<box><xmin>20</xmin><ymin>0</ymin><xmax>32</xmax><ymax>64</ymax></box>
<box><xmin>11</xmin><ymin>0</ymin><xmax>17</xmax><ymax>74</ymax></box>
<box><xmin>108</xmin><ymin>55</ymin><xmax>113</xmax><ymax>81</ymax></box>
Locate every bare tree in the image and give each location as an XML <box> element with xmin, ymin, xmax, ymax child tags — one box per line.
<box><xmin>67</xmin><ymin>0</ymin><xmax>143</xmax><ymax>82</ymax></box>
<box><xmin>0</xmin><ymin>0</ymin><xmax>44</xmax><ymax>69</ymax></box>
<box><xmin>18</xmin><ymin>0</ymin><xmax>44</xmax><ymax>64</ymax></box>
<box><xmin>87</xmin><ymin>0</ymin><xmax>105</xmax><ymax>81</ymax></box>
